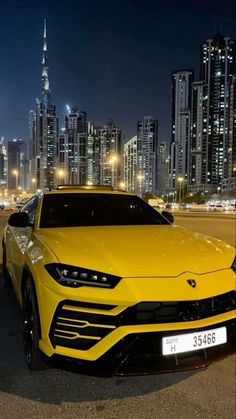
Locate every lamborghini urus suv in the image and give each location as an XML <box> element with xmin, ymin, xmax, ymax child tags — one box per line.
<box><xmin>2</xmin><ymin>186</ymin><xmax>236</xmax><ymax>374</ymax></box>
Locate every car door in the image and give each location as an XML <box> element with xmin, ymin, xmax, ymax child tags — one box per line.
<box><xmin>8</xmin><ymin>196</ymin><xmax>39</xmax><ymax>297</ymax></box>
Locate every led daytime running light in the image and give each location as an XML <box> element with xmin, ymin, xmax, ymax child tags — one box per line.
<box><xmin>45</xmin><ymin>263</ymin><xmax>121</xmax><ymax>288</ymax></box>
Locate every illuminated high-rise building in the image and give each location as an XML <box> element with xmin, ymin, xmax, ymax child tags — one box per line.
<box><xmin>170</xmin><ymin>70</ymin><xmax>193</xmax><ymax>191</ymax></box>
<box><xmin>57</xmin><ymin>107</ymin><xmax>87</xmax><ymax>184</ymax></box>
<box><xmin>229</xmin><ymin>75</ymin><xmax>236</xmax><ymax>178</ymax></box>
<box><xmin>28</xmin><ymin>110</ymin><xmax>34</xmax><ymax>161</ymax></box>
<box><xmin>0</xmin><ymin>138</ymin><xmax>7</xmax><ymax>189</ymax></box>
<box><xmin>98</xmin><ymin>119</ymin><xmax>122</xmax><ymax>189</ymax></box>
<box><xmin>137</xmin><ymin>116</ymin><xmax>159</xmax><ymax>195</ymax></box>
<box><xmin>31</xmin><ymin>19</ymin><xmax>58</xmax><ymax>189</ymax></box>
<box><xmin>222</xmin><ymin>74</ymin><xmax>236</xmax><ymax>193</ymax></box>
<box><xmin>7</xmin><ymin>139</ymin><xmax>28</xmax><ymax>191</ymax></box>
<box><xmin>86</xmin><ymin>122</ymin><xmax>100</xmax><ymax>185</ymax></box>
<box><xmin>189</xmin><ymin>80</ymin><xmax>208</xmax><ymax>192</ymax></box>
<box><xmin>190</xmin><ymin>35</ymin><xmax>235</xmax><ymax>193</ymax></box>
<box><xmin>157</xmin><ymin>142</ymin><xmax>170</xmax><ymax>195</ymax></box>
<box><xmin>124</xmin><ymin>136</ymin><xmax>138</xmax><ymax>193</ymax></box>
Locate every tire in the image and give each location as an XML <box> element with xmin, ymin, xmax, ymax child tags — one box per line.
<box><xmin>2</xmin><ymin>244</ymin><xmax>11</xmax><ymax>287</ymax></box>
<box><xmin>22</xmin><ymin>277</ymin><xmax>46</xmax><ymax>370</ymax></box>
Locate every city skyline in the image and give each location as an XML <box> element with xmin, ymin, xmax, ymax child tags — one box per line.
<box><xmin>2</xmin><ymin>20</ymin><xmax>236</xmax><ymax>196</ymax></box>
<box><xmin>0</xmin><ymin>0</ymin><xmax>236</xmax><ymax>143</ymax></box>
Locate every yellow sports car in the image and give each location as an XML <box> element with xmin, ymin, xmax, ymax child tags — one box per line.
<box><xmin>2</xmin><ymin>186</ymin><xmax>236</xmax><ymax>374</ymax></box>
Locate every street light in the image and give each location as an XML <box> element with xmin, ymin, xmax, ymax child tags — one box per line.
<box><xmin>109</xmin><ymin>155</ymin><xmax>118</xmax><ymax>189</ymax></box>
<box><xmin>12</xmin><ymin>170</ymin><xmax>18</xmax><ymax>190</ymax></box>
<box><xmin>57</xmin><ymin>169</ymin><xmax>65</xmax><ymax>185</ymax></box>
<box><xmin>31</xmin><ymin>178</ymin><xmax>36</xmax><ymax>193</ymax></box>
<box><xmin>119</xmin><ymin>181</ymin><xmax>125</xmax><ymax>190</ymax></box>
<box><xmin>177</xmin><ymin>177</ymin><xmax>184</xmax><ymax>205</ymax></box>
<box><xmin>137</xmin><ymin>173</ymin><xmax>144</xmax><ymax>198</ymax></box>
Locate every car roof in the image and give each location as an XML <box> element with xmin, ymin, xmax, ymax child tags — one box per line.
<box><xmin>42</xmin><ymin>185</ymin><xmax>130</xmax><ymax>196</ymax></box>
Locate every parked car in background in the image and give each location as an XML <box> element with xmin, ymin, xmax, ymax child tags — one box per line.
<box><xmin>180</xmin><ymin>203</ymin><xmax>192</xmax><ymax>210</ymax></box>
<box><xmin>207</xmin><ymin>204</ymin><xmax>224</xmax><ymax>212</ymax></box>
<box><xmin>224</xmin><ymin>203</ymin><xmax>236</xmax><ymax>212</ymax></box>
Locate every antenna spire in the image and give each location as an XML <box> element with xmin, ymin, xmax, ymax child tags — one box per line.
<box><xmin>41</xmin><ymin>18</ymin><xmax>50</xmax><ymax>104</ymax></box>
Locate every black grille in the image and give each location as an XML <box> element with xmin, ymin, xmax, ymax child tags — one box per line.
<box><xmin>123</xmin><ymin>291</ymin><xmax>236</xmax><ymax>324</ymax></box>
<box><xmin>49</xmin><ymin>291</ymin><xmax>236</xmax><ymax>351</ymax></box>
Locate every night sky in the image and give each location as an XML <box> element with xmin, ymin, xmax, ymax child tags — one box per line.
<box><xmin>0</xmin><ymin>0</ymin><xmax>236</xmax><ymax>144</ymax></box>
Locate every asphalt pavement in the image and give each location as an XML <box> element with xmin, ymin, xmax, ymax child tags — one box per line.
<box><xmin>0</xmin><ymin>211</ymin><xmax>235</xmax><ymax>419</ymax></box>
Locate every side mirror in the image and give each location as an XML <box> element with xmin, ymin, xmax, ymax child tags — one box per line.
<box><xmin>16</xmin><ymin>202</ymin><xmax>24</xmax><ymax>209</ymax></box>
<box><xmin>8</xmin><ymin>212</ymin><xmax>31</xmax><ymax>228</ymax></box>
<box><xmin>162</xmin><ymin>210</ymin><xmax>174</xmax><ymax>224</ymax></box>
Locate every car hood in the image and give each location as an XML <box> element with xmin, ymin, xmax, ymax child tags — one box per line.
<box><xmin>37</xmin><ymin>225</ymin><xmax>235</xmax><ymax>277</ymax></box>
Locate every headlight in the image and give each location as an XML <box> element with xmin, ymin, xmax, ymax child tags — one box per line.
<box><xmin>44</xmin><ymin>263</ymin><xmax>121</xmax><ymax>288</ymax></box>
<box><xmin>231</xmin><ymin>256</ymin><xmax>236</xmax><ymax>273</ymax></box>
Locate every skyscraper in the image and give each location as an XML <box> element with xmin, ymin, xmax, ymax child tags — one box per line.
<box><xmin>229</xmin><ymin>75</ymin><xmax>236</xmax><ymax>178</ymax></box>
<box><xmin>157</xmin><ymin>142</ymin><xmax>170</xmax><ymax>195</ymax></box>
<box><xmin>57</xmin><ymin>107</ymin><xmax>87</xmax><ymax>184</ymax></box>
<box><xmin>137</xmin><ymin>116</ymin><xmax>159</xmax><ymax>195</ymax></box>
<box><xmin>189</xmin><ymin>80</ymin><xmax>208</xmax><ymax>192</ymax></box>
<box><xmin>193</xmin><ymin>34</ymin><xmax>235</xmax><ymax>193</ymax></box>
<box><xmin>7</xmin><ymin>139</ymin><xmax>28</xmax><ymax>191</ymax></box>
<box><xmin>99</xmin><ymin>119</ymin><xmax>122</xmax><ymax>189</ymax></box>
<box><xmin>0</xmin><ymin>138</ymin><xmax>7</xmax><ymax>189</ymax></box>
<box><xmin>86</xmin><ymin>122</ymin><xmax>100</xmax><ymax>185</ymax></box>
<box><xmin>31</xmin><ymin>20</ymin><xmax>58</xmax><ymax>189</ymax></box>
<box><xmin>222</xmin><ymin>74</ymin><xmax>236</xmax><ymax>193</ymax></box>
<box><xmin>124</xmin><ymin>136</ymin><xmax>138</xmax><ymax>193</ymax></box>
<box><xmin>170</xmin><ymin>70</ymin><xmax>194</xmax><ymax>191</ymax></box>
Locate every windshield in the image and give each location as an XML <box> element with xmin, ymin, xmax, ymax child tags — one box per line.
<box><xmin>40</xmin><ymin>193</ymin><xmax>169</xmax><ymax>228</ymax></box>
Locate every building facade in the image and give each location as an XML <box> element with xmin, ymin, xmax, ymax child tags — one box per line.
<box><xmin>170</xmin><ymin>70</ymin><xmax>193</xmax><ymax>192</ymax></box>
<box><xmin>157</xmin><ymin>142</ymin><xmax>170</xmax><ymax>195</ymax></box>
<box><xmin>222</xmin><ymin>74</ymin><xmax>236</xmax><ymax>193</ymax></box>
<box><xmin>196</xmin><ymin>35</ymin><xmax>235</xmax><ymax>192</ymax></box>
<box><xmin>98</xmin><ymin>119</ymin><xmax>122</xmax><ymax>189</ymax></box>
<box><xmin>0</xmin><ymin>139</ymin><xmax>7</xmax><ymax>190</ymax></box>
<box><xmin>124</xmin><ymin>136</ymin><xmax>138</xmax><ymax>193</ymax></box>
<box><xmin>229</xmin><ymin>75</ymin><xmax>236</xmax><ymax>178</ymax></box>
<box><xmin>136</xmin><ymin>116</ymin><xmax>159</xmax><ymax>195</ymax></box>
<box><xmin>7</xmin><ymin>139</ymin><xmax>28</xmax><ymax>191</ymax></box>
<box><xmin>57</xmin><ymin>107</ymin><xmax>87</xmax><ymax>185</ymax></box>
<box><xmin>189</xmin><ymin>81</ymin><xmax>209</xmax><ymax>192</ymax></box>
<box><xmin>86</xmin><ymin>122</ymin><xmax>100</xmax><ymax>185</ymax></box>
<box><xmin>189</xmin><ymin>34</ymin><xmax>235</xmax><ymax>193</ymax></box>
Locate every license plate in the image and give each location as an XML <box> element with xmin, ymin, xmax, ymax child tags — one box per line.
<box><xmin>162</xmin><ymin>326</ymin><xmax>227</xmax><ymax>355</ymax></box>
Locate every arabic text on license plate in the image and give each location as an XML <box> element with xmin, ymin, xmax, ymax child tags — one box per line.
<box><xmin>162</xmin><ymin>326</ymin><xmax>227</xmax><ymax>355</ymax></box>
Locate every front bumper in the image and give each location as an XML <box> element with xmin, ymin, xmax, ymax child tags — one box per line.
<box><xmin>36</xmin><ymin>269</ymin><xmax>236</xmax><ymax>375</ymax></box>
<box><xmin>39</xmin><ymin>297</ymin><xmax>236</xmax><ymax>375</ymax></box>
<box><xmin>51</xmin><ymin>319</ymin><xmax>236</xmax><ymax>376</ymax></box>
